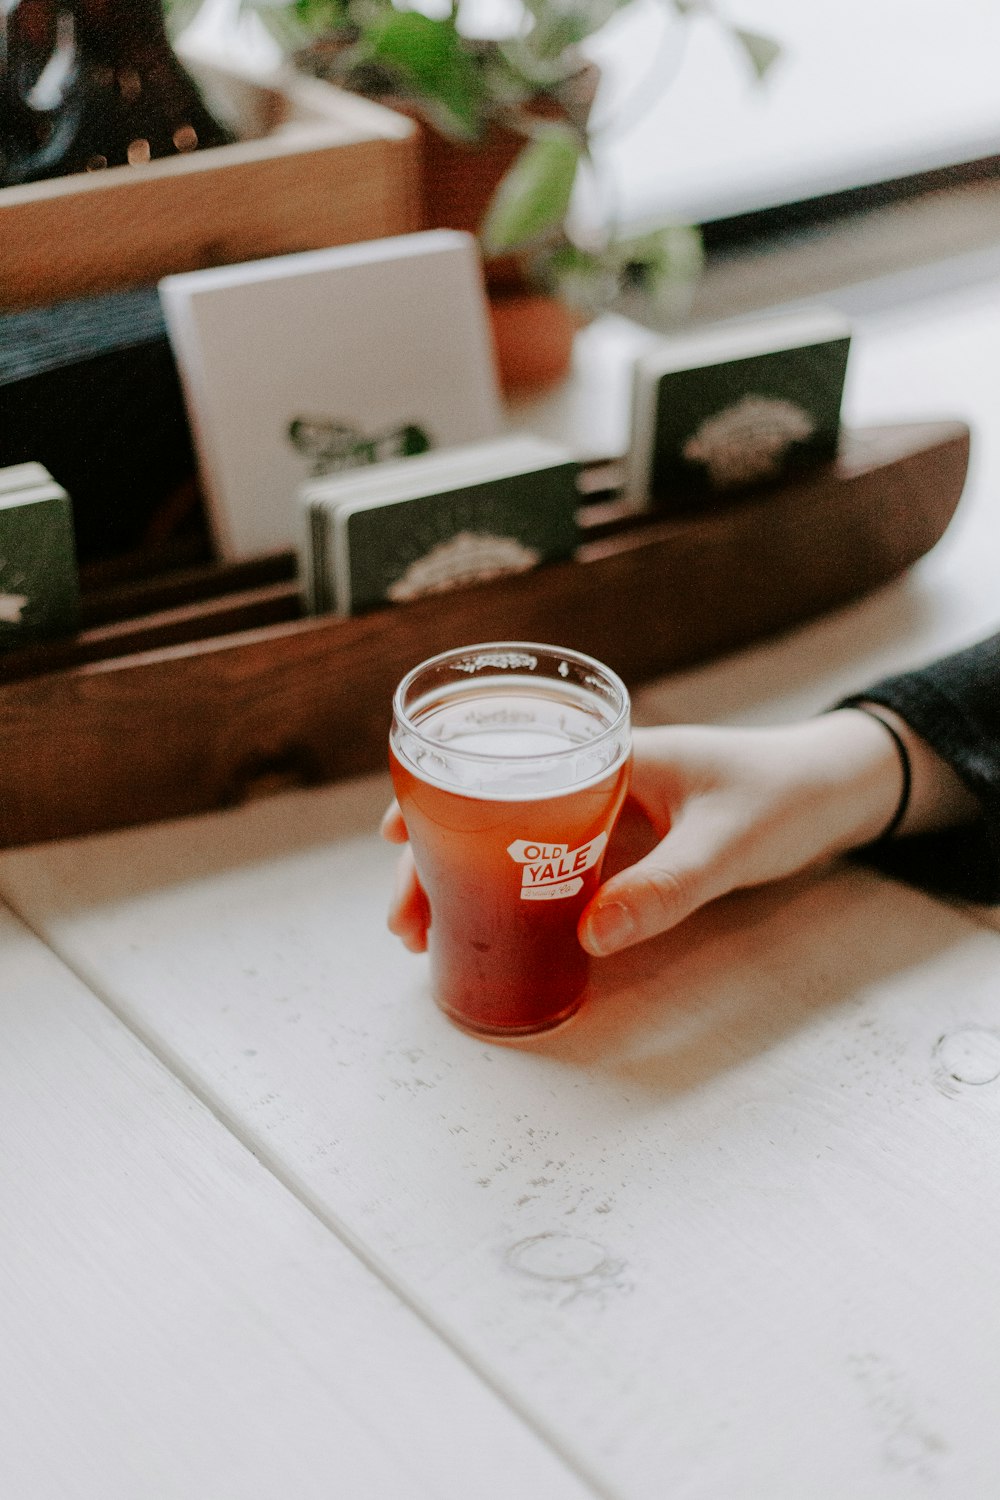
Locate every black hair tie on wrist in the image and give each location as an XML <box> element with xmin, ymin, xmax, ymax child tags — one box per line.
<box><xmin>854</xmin><ymin>704</ymin><xmax>913</xmax><ymax>842</ymax></box>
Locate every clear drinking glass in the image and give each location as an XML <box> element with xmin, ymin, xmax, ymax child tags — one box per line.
<box><xmin>389</xmin><ymin>642</ymin><xmax>632</xmax><ymax>1037</ymax></box>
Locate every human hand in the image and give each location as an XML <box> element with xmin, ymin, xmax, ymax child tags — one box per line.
<box><xmin>578</xmin><ymin>714</ymin><xmax>904</xmax><ymax>955</ymax></box>
<box><xmin>383</xmin><ymin>707</ymin><xmax>973</xmax><ymax>958</ymax></box>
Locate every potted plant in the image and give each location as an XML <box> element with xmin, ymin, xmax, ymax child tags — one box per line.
<box><xmin>232</xmin><ymin>0</ymin><xmax>779</xmax><ymax>390</ymax></box>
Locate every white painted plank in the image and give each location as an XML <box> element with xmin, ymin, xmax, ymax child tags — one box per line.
<box><xmin>4</xmin><ymin>777</ymin><xmax>1000</xmax><ymax>1499</ymax></box>
<box><xmin>0</xmin><ymin>901</ymin><xmax>594</xmax><ymax>1500</ymax></box>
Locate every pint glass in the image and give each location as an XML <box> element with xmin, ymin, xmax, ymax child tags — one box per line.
<box><xmin>390</xmin><ymin>642</ymin><xmax>632</xmax><ymax>1037</ymax></box>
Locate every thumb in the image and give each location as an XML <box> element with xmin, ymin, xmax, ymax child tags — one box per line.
<box><xmin>580</xmin><ymin>814</ymin><xmax>725</xmax><ymax>955</ymax></box>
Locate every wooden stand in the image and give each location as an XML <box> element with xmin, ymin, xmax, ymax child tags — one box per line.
<box><xmin>0</xmin><ymin>420</ymin><xmax>969</xmax><ymax>848</ymax></box>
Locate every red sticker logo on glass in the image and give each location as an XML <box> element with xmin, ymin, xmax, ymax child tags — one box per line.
<box><xmin>506</xmin><ymin>834</ymin><xmax>608</xmax><ymax>901</ymax></box>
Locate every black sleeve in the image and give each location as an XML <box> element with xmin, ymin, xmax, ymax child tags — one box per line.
<box><xmin>837</xmin><ymin>632</ymin><xmax>1000</xmax><ymax>903</ymax></box>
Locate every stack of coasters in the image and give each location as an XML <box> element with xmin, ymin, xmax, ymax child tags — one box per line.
<box><xmin>301</xmin><ymin>434</ymin><xmax>578</xmax><ymax>617</ymax></box>
<box><xmin>0</xmin><ymin>463</ymin><xmax>80</xmax><ymax>646</ymax></box>
<box><xmin>625</xmin><ymin>306</ymin><xmax>852</xmax><ymax>512</ymax></box>
<box><xmin>159</xmin><ymin>230</ymin><xmax>505</xmax><ymax>561</ymax></box>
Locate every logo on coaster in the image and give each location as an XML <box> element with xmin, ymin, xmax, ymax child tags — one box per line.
<box><xmin>507</xmin><ymin>834</ymin><xmax>608</xmax><ymax>901</ymax></box>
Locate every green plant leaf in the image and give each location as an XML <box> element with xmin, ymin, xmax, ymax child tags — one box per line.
<box><xmin>540</xmin><ymin>242</ymin><xmax>620</xmax><ymax>317</ymax></box>
<box><xmin>478</xmin><ymin>46</ymin><xmax>536</xmax><ymax>112</ymax></box>
<box><xmin>618</xmin><ymin>223</ymin><xmax>704</xmax><ymax>318</ymax></box>
<box><xmin>497</xmin><ymin>34</ymin><xmax>576</xmax><ymax>91</ymax></box>
<box><xmin>538</xmin><ymin>223</ymin><xmax>703</xmax><ymax>318</ymax></box>
<box><xmin>293</xmin><ymin>0</ymin><xmax>350</xmax><ymax>32</ymax></box>
<box><xmin>733</xmin><ymin>27</ymin><xmax>781</xmax><ymax>81</ymax></box>
<box><xmin>669</xmin><ymin>6</ymin><xmax>781</xmax><ymax>82</ymax></box>
<box><xmin>363</xmin><ymin>11</ymin><xmax>486</xmax><ymax>139</ymax></box>
<box><xmin>519</xmin><ymin>0</ymin><xmax>631</xmax><ymax>26</ymax></box>
<box><xmin>239</xmin><ymin>0</ymin><xmax>351</xmax><ymax>47</ymax></box>
<box><xmin>510</xmin><ymin>0</ymin><xmax>636</xmax><ymax>67</ymax></box>
<box><xmin>620</xmin><ymin>223</ymin><xmax>702</xmax><ymax>273</ymax></box>
<box><xmin>481</xmin><ymin>123</ymin><xmax>582</xmax><ymax>253</ymax></box>
<box><xmin>163</xmin><ymin>0</ymin><xmax>206</xmax><ymax>36</ymax></box>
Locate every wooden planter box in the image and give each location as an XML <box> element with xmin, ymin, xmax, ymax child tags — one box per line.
<box><xmin>0</xmin><ymin>57</ymin><xmax>420</xmax><ymax>311</ymax></box>
<box><xmin>0</xmin><ymin>420</ymin><xmax>969</xmax><ymax>848</ymax></box>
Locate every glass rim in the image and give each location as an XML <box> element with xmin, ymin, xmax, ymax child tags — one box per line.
<box><xmin>391</xmin><ymin>640</ymin><xmax>631</xmax><ymax>766</ymax></box>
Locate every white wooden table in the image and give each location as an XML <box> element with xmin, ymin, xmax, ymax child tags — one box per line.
<box><xmin>4</xmin><ymin>232</ymin><xmax>1000</xmax><ymax>1499</ymax></box>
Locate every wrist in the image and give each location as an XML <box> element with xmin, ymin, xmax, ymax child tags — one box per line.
<box><xmin>842</xmin><ymin>705</ymin><xmax>911</xmax><ymax>842</ymax></box>
<box><xmin>848</xmin><ymin>702</ymin><xmax>981</xmax><ymax>836</ymax></box>
<box><xmin>805</xmin><ymin>709</ymin><xmax>911</xmax><ymax>852</ymax></box>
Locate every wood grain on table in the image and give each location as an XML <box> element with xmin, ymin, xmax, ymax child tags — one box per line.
<box><xmin>0</xmin><ymin>901</ymin><xmax>591</xmax><ymax>1500</ymax></box>
<box><xmin>3</xmin><ymin>779</ymin><xmax>1000</xmax><ymax>1499</ymax></box>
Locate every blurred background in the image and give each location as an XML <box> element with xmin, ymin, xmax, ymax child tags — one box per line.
<box><xmin>184</xmin><ymin>0</ymin><xmax>1000</xmax><ymax>244</ymax></box>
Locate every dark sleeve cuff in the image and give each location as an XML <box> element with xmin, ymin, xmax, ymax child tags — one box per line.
<box><xmin>836</xmin><ymin>634</ymin><xmax>1000</xmax><ymax>904</ymax></box>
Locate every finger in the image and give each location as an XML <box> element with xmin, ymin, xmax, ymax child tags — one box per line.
<box><xmin>627</xmin><ymin>725</ymin><xmax>687</xmax><ymax>806</ymax></box>
<box><xmin>380</xmin><ymin>802</ymin><xmax>409</xmax><ymax>843</ymax></box>
<box><xmin>387</xmin><ymin>847</ymin><xmax>430</xmax><ymax>952</ymax></box>
<box><xmin>602</xmin><ymin>793</ymin><xmax>661</xmax><ymax>879</ymax></box>
<box><xmin>580</xmin><ymin>810</ymin><xmax>727</xmax><ymax>955</ymax></box>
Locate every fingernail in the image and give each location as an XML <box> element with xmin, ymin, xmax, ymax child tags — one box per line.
<box><xmin>584</xmin><ymin>901</ymin><xmax>635</xmax><ymax>956</ymax></box>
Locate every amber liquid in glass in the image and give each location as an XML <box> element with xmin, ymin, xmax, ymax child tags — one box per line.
<box><xmin>390</xmin><ymin>682</ymin><xmax>631</xmax><ymax>1037</ymax></box>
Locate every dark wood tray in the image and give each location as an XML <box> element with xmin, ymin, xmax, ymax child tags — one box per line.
<box><xmin>0</xmin><ymin>420</ymin><xmax>969</xmax><ymax>848</ymax></box>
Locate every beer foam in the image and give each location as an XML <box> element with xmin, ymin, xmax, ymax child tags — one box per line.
<box><xmin>392</xmin><ymin>679</ymin><xmax>630</xmax><ymax>799</ymax></box>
